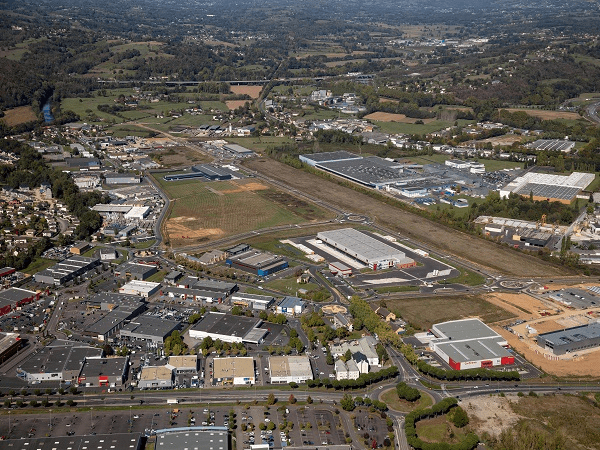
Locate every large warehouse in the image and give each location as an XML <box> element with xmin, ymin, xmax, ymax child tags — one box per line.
<box><xmin>189</xmin><ymin>312</ymin><xmax>267</xmax><ymax>344</ymax></box>
<box><xmin>317</xmin><ymin>228</ymin><xmax>415</xmax><ymax>270</ymax></box>
<box><xmin>0</xmin><ymin>288</ymin><xmax>39</xmax><ymax>316</ymax></box>
<box><xmin>430</xmin><ymin>319</ymin><xmax>514</xmax><ymax>370</ymax></box>
<box><xmin>500</xmin><ymin>171</ymin><xmax>595</xmax><ymax>204</ymax></box>
<box><xmin>536</xmin><ymin>322</ymin><xmax>600</xmax><ymax>355</ymax></box>
<box><xmin>34</xmin><ymin>255</ymin><xmax>101</xmax><ymax>286</ymax></box>
<box><xmin>269</xmin><ymin>356</ymin><xmax>313</xmax><ymax>384</ymax></box>
<box><xmin>213</xmin><ymin>356</ymin><xmax>255</xmax><ymax>385</ymax></box>
<box><xmin>226</xmin><ymin>249</ymin><xmax>288</xmax><ymax>276</ymax></box>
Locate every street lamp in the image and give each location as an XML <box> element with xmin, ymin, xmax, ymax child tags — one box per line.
<box><xmin>129</xmin><ymin>405</ymin><xmax>132</xmax><ymax>424</ymax></box>
<box><xmin>49</xmin><ymin>409</ymin><xmax>52</xmax><ymax>431</ymax></box>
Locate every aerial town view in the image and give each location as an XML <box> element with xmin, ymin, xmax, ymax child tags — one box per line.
<box><xmin>2</xmin><ymin>0</ymin><xmax>600</xmax><ymax>449</ymax></box>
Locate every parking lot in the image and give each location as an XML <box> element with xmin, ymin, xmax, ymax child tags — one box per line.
<box><xmin>0</xmin><ymin>297</ymin><xmax>52</xmax><ymax>334</ymax></box>
<box><xmin>543</xmin><ymin>288</ymin><xmax>600</xmax><ymax>309</ymax></box>
<box><xmin>352</xmin><ymin>408</ymin><xmax>390</xmax><ymax>448</ymax></box>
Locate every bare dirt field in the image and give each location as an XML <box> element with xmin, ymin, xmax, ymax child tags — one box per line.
<box><xmin>230</xmin><ymin>85</ymin><xmax>263</xmax><ymax>99</ymax></box>
<box><xmin>243</xmin><ymin>158</ymin><xmax>563</xmax><ymax>277</ymax></box>
<box><xmin>1</xmin><ymin>106</ymin><xmax>37</xmax><ymax>126</ymax></box>
<box><xmin>502</xmin><ymin>108</ymin><xmax>581</xmax><ymax>120</ymax></box>
<box><xmin>321</xmin><ymin>305</ymin><xmax>347</xmax><ymax>314</ymax></box>
<box><xmin>484</xmin><ymin>293</ymin><xmax>552</xmax><ymax>319</ymax></box>
<box><xmin>226</xmin><ymin>100</ymin><xmax>250</xmax><ymax>110</ymax></box>
<box><xmin>478</xmin><ymin>135</ymin><xmax>523</xmax><ymax>147</ymax></box>
<box><xmin>462</xmin><ymin>395</ymin><xmax>520</xmax><ymax>438</ymax></box>
<box><xmin>364</xmin><ymin>112</ymin><xmax>435</xmax><ymax>123</ymax></box>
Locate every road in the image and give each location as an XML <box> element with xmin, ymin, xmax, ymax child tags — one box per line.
<box><xmin>586</xmin><ymin>100</ymin><xmax>600</xmax><ymax>124</ymax></box>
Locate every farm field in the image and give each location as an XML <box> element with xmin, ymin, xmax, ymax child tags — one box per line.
<box><xmin>243</xmin><ymin>158</ymin><xmax>563</xmax><ymax>277</ymax></box>
<box><xmin>226</xmin><ymin>100</ymin><xmax>250</xmax><ymax>110</ymax></box>
<box><xmin>382</xmin><ymin>295</ymin><xmax>515</xmax><ymax>330</ymax></box>
<box><xmin>501</xmin><ymin>108</ymin><xmax>582</xmax><ymax>120</ymax></box>
<box><xmin>1</xmin><ymin>106</ymin><xmax>37</xmax><ymax>126</ymax></box>
<box><xmin>230</xmin><ymin>85</ymin><xmax>263</xmax><ymax>98</ymax></box>
<box><xmin>158</xmin><ymin>177</ymin><xmax>331</xmax><ymax>247</ymax></box>
<box><xmin>364</xmin><ymin>112</ymin><xmax>436</xmax><ymax>123</ymax></box>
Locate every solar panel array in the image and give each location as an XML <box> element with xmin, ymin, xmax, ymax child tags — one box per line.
<box><xmin>515</xmin><ymin>182</ymin><xmax>580</xmax><ymax>200</ymax></box>
<box><xmin>527</xmin><ymin>139</ymin><xmax>575</xmax><ymax>152</ymax></box>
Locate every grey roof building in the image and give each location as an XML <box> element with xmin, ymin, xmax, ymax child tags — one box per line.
<box><xmin>17</xmin><ymin>345</ymin><xmax>102</xmax><ymax>383</ymax></box>
<box><xmin>79</xmin><ymin>356</ymin><xmax>129</xmax><ymax>386</ymax></box>
<box><xmin>537</xmin><ymin>322</ymin><xmax>600</xmax><ymax>355</ymax></box>
<box><xmin>34</xmin><ymin>255</ymin><xmax>101</xmax><ymax>286</ymax></box>
<box><xmin>85</xmin><ymin>292</ymin><xmax>146</xmax><ymax>312</ymax></box>
<box><xmin>115</xmin><ymin>262</ymin><xmax>158</xmax><ymax>280</ymax></box>
<box><xmin>0</xmin><ymin>433</ymin><xmax>143</xmax><ymax>450</ymax></box>
<box><xmin>155</xmin><ymin>427</ymin><xmax>229</xmax><ymax>450</ymax></box>
<box><xmin>86</xmin><ymin>310</ymin><xmax>133</xmax><ymax>342</ymax></box>
<box><xmin>189</xmin><ymin>312</ymin><xmax>266</xmax><ymax>344</ymax></box>
<box><xmin>119</xmin><ymin>315</ymin><xmax>181</xmax><ymax>343</ymax></box>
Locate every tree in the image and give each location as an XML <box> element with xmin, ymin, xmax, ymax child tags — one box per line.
<box><xmin>450</xmin><ymin>406</ymin><xmax>469</xmax><ymax>428</ymax></box>
<box><xmin>267</xmin><ymin>421</ymin><xmax>276</xmax><ymax>431</ymax></box>
<box><xmin>289</xmin><ymin>394</ymin><xmax>297</xmax><ymax>404</ymax></box>
<box><xmin>306</xmin><ymin>395</ymin><xmax>313</xmax><ymax>404</ymax></box>
<box><xmin>267</xmin><ymin>393</ymin><xmax>276</xmax><ymax>405</ymax></box>
<box><xmin>259</xmin><ymin>423</ymin><xmax>267</xmax><ymax>430</ymax></box>
<box><xmin>340</xmin><ymin>394</ymin><xmax>355</xmax><ymax>411</ymax></box>
<box><xmin>342</xmin><ymin>349</ymin><xmax>352</xmax><ymax>362</ymax></box>
<box><xmin>231</xmin><ymin>305</ymin><xmax>243</xmax><ymax>316</ymax></box>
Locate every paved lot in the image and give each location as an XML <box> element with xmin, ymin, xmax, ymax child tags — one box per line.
<box><xmin>352</xmin><ymin>408</ymin><xmax>390</xmax><ymax>447</ymax></box>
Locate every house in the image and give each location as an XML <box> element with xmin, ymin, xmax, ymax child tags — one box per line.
<box><xmin>370</xmin><ymin>304</ymin><xmax>396</xmax><ymax>322</ymax></box>
<box><xmin>335</xmin><ymin>359</ymin><xmax>360</xmax><ymax>380</ymax></box>
<box><xmin>333</xmin><ymin>313</ymin><xmax>353</xmax><ymax>331</ymax></box>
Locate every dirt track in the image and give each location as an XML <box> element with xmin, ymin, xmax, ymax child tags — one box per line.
<box><xmin>244</xmin><ymin>158</ymin><xmax>563</xmax><ymax>277</ymax></box>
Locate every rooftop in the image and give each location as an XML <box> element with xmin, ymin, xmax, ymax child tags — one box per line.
<box><xmin>317</xmin><ymin>228</ymin><xmax>406</xmax><ymax>264</ymax></box>
<box><xmin>140</xmin><ymin>365</ymin><xmax>173</xmax><ymax>381</ymax></box>
<box><xmin>0</xmin><ymin>433</ymin><xmax>143</xmax><ymax>450</ymax></box>
<box><xmin>120</xmin><ymin>315</ymin><xmax>180</xmax><ymax>338</ymax></box>
<box><xmin>155</xmin><ymin>428</ymin><xmax>228</xmax><ymax>450</ymax></box>
<box><xmin>80</xmin><ymin>357</ymin><xmax>128</xmax><ymax>379</ymax></box>
<box><xmin>269</xmin><ymin>356</ymin><xmax>312</xmax><ymax>378</ymax></box>
<box><xmin>191</xmin><ymin>312</ymin><xmax>262</xmax><ymax>339</ymax></box>
<box><xmin>213</xmin><ymin>357</ymin><xmax>254</xmax><ymax>379</ymax></box>
<box><xmin>538</xmin><ymin>322</ymin><xmax>600</xmax><ymax>347</ymax></box>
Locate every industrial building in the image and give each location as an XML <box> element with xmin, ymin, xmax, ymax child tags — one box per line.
<box><xmin>168</xmin><ymin>355</ymin><xmax>199</xmax><ymax>374</ymax></box>
<box><xmin>138</xmin><ymin>365</ymin><xmax>174</xmax><ymax>389</ymax></box>
<box><xmin>115</xmin><ymin>262</ymin><xmax>158</xmax><ymax>280</ymax></box>
<box><xmin>314</xmin><ymin>156</ymin><xmax>409</xmax><ymax>188</ymax></box>
<box><xmin>224</xmin><ymin>143</ymin><xmax>254</xmax><ymax>156</ymax></box>
<box><xmin>34</xmin><ymin>255</ymin><xmax>100</xmax><ymax>286</ymax></box>
<box><xmin>119</xmin><ymin>280</ymin><xmax>161</xmax><ymax>297</ymax></box>
<box><xmin>70</xmin><ymin>241</ymin><xmax>91</xmax><ymax>255</ymax></box>
<box><xmin>213</xmin><ymin>357</ymin><xmax>255</xmax><ymax>385</ymax></box>
<box><xmin>429</xmin><ymin>319</ymin><xmax>514</xmax><ymax>370</ymax></box>
<box><xmin>104</xmin><ymin>173</ymin><xmax>142</xmax><ymax>184</ymax></box>
<box><xmin>225</xmin><ymin>249</ymin><xmax>288</xmax><ymax>276</ymax></box>
<box><xmin>328</xmin><ymin>261</ymin><xmax>353</xmax><ymax>277</ymax></box>
<box><xmin>154</xmin><ymin>427</ymin><xmax>229</xmax><ymax>450</ymax></box>
<box><xmin>299</xmin><ymin>151</ymin><xmax>363</xmax><ymax>167</ymax></box>
<box><xmin>86</xmin><ymin>310</ymin><xmax>134</xmax><ymax>342</ymax></box>
<box><xmin>162</xmin><ymin>164</ymin><xmax>237</xmax><ymax>181</ymax></box>
<box><xmin>79</xmin><ymin>356</ymin><xmax>129</xmax><ymax>387</ymax></box>
<box><xmin>276</xmin><ymin>297</ymin><xmax>305</xmax><ymax>316</ymax></box>
<box><xmin>536</xmin><ymin>322</ymin><xmax>600</xmax><ymax>355</ymax></box>
<box><xmin>17</xmin><ymin>344</ymin><xmax>102</xmax><ymax>383</ymax></box>
<box><xmin>500</xmin><ymin>172</ymin><xmax>595</xmax><ymax>203</ymax></box>
<box><xmin>189</xmin><ymin>312</ymin><xmax>267</xmax><ymax>344</ymax></box>
<box><xmin>119</xmin><ymin>315</ymin><xmax>181</xmax><ymax>344</ymax></box>
<box><xmin>0</xmin><ymin>433</ymin><xmax>144</xmax><ymax>450</ymax></box>
<box><xmin>230</xmin><ymin>293</ymin><xmax>275</xmax><ymax>310</ymax></box>
<box><xmin>268</xmin><ymin>356</ymin><xmax>313</xmax><ymax>384</ymax></box>
<box><xmin>330</xmin><ymin>336</ymin><xmax>379</xmax><ymax>367</ymax></box>
<box><xmin>444</xmin><ymin>159</ymin><xmax>485</xmax><ymax>174</ymax></box>
<box><xmin>176</xmin><ymin>277</ymin><xmax>238</xmax><ymax>296</ymax></box>
<box><xmin>0</xmin><ymin>287</ymin><xmax>39</xmax><ymax>316</ymax></box>
<box><xmin>164</xmin><ymin>286</ymin><xmax>227</xmax><ymax>303</ymax></box>
<box><xmin>85</xmin><ymin>292</ymin><xmax>146</xmax><ymax>312</ymax></box>
<box><xmin>526</xmin><ymin>139</ymin><xmax>576</xmax><ymax>153</ymax></box>
<box><xmin>317</xmin><ymin>228</ymin><xmax>415</xmax><ymax>270</ymax></box>
<box><xmin>0</xmin><ymin>332</ymin><xmax>23</xmax><ymax>364</ymax></box>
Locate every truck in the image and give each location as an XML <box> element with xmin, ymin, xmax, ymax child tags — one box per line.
<box><xmin>167</xmin><ymin>399</ymin><xmax>179</xmax><ymax>404</ymax></box>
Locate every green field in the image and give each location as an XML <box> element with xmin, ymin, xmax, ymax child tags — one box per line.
<box><xmin>416</xmin><ymin>414</ymin><xmax>469</xmax><ymax>444</ymax></box>
<box><xmin>226</xmin><ymin>137</ymin><xmax>293</xmax><ymax>152</ymax></box>
<box><xmin>380</xmin><ymin>388</ymin><xmax>433</xmax><ymax>413</ymax></box>
<box><xmin>157</xmin><ymin>177</ymin><xmax>330</xmax><ymax>247</ymax></box>
<box><xmin>22</xmin><ymin>258</ymin><xmax>56</xmax><ymax>275</ymax></box>
<box><xmin>370</xmin><ymin>119</ymin><xmax>474</xmax><ymax>135</ymax></box>
<box><xmin>383</xmin><ymin>295</ymin><xmax>514</xmax><ymax>330</ymax></box>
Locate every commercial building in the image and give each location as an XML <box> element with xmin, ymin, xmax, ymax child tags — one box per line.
<box><xmin>299</xmin><ymin>151</ymin><xmax>363</xmax><ymax>167</ymax></box>
<box><xmin>154</xmin><ymin>427</ymin><xmax>228</xmax><ymax>450</ymax></box>
<box><xmin>536</xmin><ymin>322</ymin><xmax>600</xmax><ymax>355</ymax></box>
<box><xmin>189</xmin><ymin>312</ymin><xmax>267</xmax><ymax>344</ymax></box>
<box><xmin>119</xmin><ymin>315</ymin><xmax>181</xmax><ymax>344</ymax></box>
<box><xmin>104</xmin><ymin>173</ymin><xmax>142</xmax><ymax>184</ymax></box>
<box><xmin>164</xmin><ymin>271</ymin><xmax>183</xmax><ymax>284</ymax></box>
<box><xmin>124</xmin><ymin>206</ymin><xmax>151</xmax><ymax>220</ymax></box>
<box><xmin>430</xmin><ymin>318</ymin><xmax>514</xmax><ymax>370</ymax></box>
<box><xmin>0</xmin><ymin>433</ymin><xmax>144</xmax><ymax>450</ymax></box>
<box><xmin>115</xmin><ymin>262</ymin><xmax>158</xmax><ymax>280</ymax></box>
<box><xmin>17</xmin><ymin>344</ymin><xmax>102</xmax><ymax>383</ymax></box>
<box><xmin>224</xmin><ymin>143</ymin><xmax>254</xmax><ymax>156</ymax></box>
<box><xmin>79</xmin><ymin>356</ymin><xmax>129</xmax><ymax>387</ymax></box>
<box><xmin>317</xmin><ymin>228</ymin><xmax>415</xmax><ymax>270</ymax></box>
<box><xmin>226</xmin><ymin>243</ymin><xmax>250</xmax><ymax>255</ymax></box>
<box><xmin>70</xmin><ymin>241</ymin><xmax>91</xmax><ymax>255</ymax></box>
<box><xmin>85</xmin><ymin>292</ymin><xmax>146</xmax><ymax>311</ymax></box>
<box><xmin>86</xmin><ymin>310</ymin><xmax>133</xmax><ymax>342</ymax></box>
<box><xmin>0</xmin><ymin>287</ymin><xmax>39</xmax><ymax>316</ymax></box>
<box><xmin>500</xmin><ymin>171</ymin><xmax>595</xmax><ymax>204</ymax></box>
<box><xmin>139</xmin><ymin>365</ymin><xmax>174</xmax><ymax>389</ymax></box>
<box><xmin>0</xmin><ymin>332</ymin><xmax>23</xmax><ymax>364</ymax></box>
<box><xmin>34</xmin><ymin>255</ymin><xmax>101</xmax><ymax>286</ymax></box>
<box><xmin>230</xmin><ymin>293</ymin><xmax>275</xmax><ymax>310</ymax></box>
<box><xmin>276</xmin><ymin>297</ymin><xmax>305</xmax><ymax>316</ymax></box>
<box><xmin>164</xmin><ymin>286</ymin><xmax>227</xmax><ymax>303</ymax></box>
<box><xmin>330</xmin><ymin>336</ymin><xmax>379</xmax><ymax>367</ymax></box>
<box><xmin>176</xmin><ymin>277</ymin><xmax>238</xmax><ymax>296</ymax></box>
<box><xmin>119</xmin><ymin>280</ymin><xmax>161</xmax><ymax>297</ymax></box>
<box><xmin>225</xmin><ymin>249</ymin><xmax>288</xmax><ymax>276</ymax></box>
<box><xmin>328</xmin><ymin>261</ymin><xmax>353</xmax><ymax>277</ymax></box>
<box><xmin>100</xmin><ymin>247</ymin><xmax>118</xmax><ymax>261</ymax></box>
<box><xmin>213</xmin><ymin>356</ymin><xmax>255</xmax><ymax>385</ymax></box>
<box><xmin>269</xmin><ymin>356</ymin><xmax>313</xmax><ymax>384</ymax></box>
<box><xmin>168</xmin><ymin>355</ymin><xmax>198</xmax><ymax>374</ymax></box>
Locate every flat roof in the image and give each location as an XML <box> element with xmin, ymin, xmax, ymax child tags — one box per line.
<box><xmin>515</xmin><ymin>183</ymin><xmax>581</xmax><ymax>200</ymax></box>
<box><xmin>140</xmin><ymin>365</ymin><xmax>173</xmax><ymax>381</ymax></box>
<box><xmin>538</xmin><ymin>322</ymin><xmax>600</xmax><ymax>347</ymax></box>
<box><xmin>0</xmin><ymin>433</ymin><xmax>143</xmax><ymax>450</ymax></box>
<box><xmin>191</xmin><ymin>312</ymin><xmax>261</xmax><ymax>339</ymax></box>
<box><xmin>317</xmin><ymin>228</ymin><xmax>406</xmax><ymax>264</ymax></box>
<box><xmin>0</xmin><ymin>287</ymin><xmax>37</xmax><ymax>304</ymax></box>
<box><xmin>316</xmin><ymin>156</ymin><xmax>405</xmax><ymax>186</ymax></box>
<box><xmin>92</xmin><ymin>204</ymin><xmax>133</xmax><ymax>213</ymax></box>
<box><xmin>120</xmin><ymin>315</ymin><xmax>180</xmax><ymax>338</ymax></box>
<box><xmin>156</xmin><ymin>428</ymin><xmax>228</xmax><ymax>450</ymax></box>
<box><xmin>87</xmin><ymin>310</ymin><xmax>132</xmax><ymax>336</ymax></box>
<box><xmin>229</xmin><ymin>250</ymin><xmax>284</xmax><ymax>268</ymax></box>
<box><xmin>224</xmin><ymin>143</ymin><xmax>254</xmax><ymax>154</ymax></box>
<box><xmin>231</xmin><ymin>293</ymin><xmax>275</xmax><ymax>303</ymax></box>
<box><xmin>168</xmin><ymin>355</ymin><xmax>198</xmax><ymax>368</ymax></box>
<box><xmin>80</xmin><ymin>357</ymin><xmax>128</xmax><ymax>379</ymax></box>
<box><xmin>213</xmin><ymin>356</ymin><xmax>254</xmax><ymax>379</ymax></box>
<box><xmin>116</xmin><ymin>262</ymin><xmax>156</xmax><ymax>275</ymax></box>
<box><xmin>433</xmin><ymin>318</ymin><xmax>500</xmax><ymax>341</ymax></box>
<box><xmin>301</xmin><ymin>151</ymin><xmax>362</xmax><ymax>163</ymax></box>
<box><xmin>19</xmin><ymin>345</ymin><xmax>101</xmax><ymax>375</ymax></box>
<box><xmin>278</xmin><ymin>296</ymin><xmax>304</xmax><ymax>309</ymax></box>
<box><xmin>269</xmin><ymin>356</ymin><xmax>312</xmax><ymax>378</ymax></box>
<box><xmin>120</xmin><ymin>280</ymin><xmax>161</xmax><ymax>292</ymax></box>
<box><xmin>87</xmin><ymin>292</ymin><xmax>145</xmax><ymax>305</ymax></box>
<box><xmin>436</xmin><ymin>338</ymin><xmax>511</xmax><ymax>363</ymax></box>
<box><xmin>0</xmin><ymin>332</ymin><xmax>20</xmax><ymax>355</ymax></box>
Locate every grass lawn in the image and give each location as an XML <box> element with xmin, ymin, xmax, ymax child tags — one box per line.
<box><xmin>380</xmin><ymin>388</ymin><xmax>433</xmax><ymax>413</ymax></box>
<box><xmin>440</xmin><ymin>266</ymin><xmax>487</xmax><ymax>286</ymax></box>
<box><xmin>374</xmin><ymin>285</ymin><xmax>420</xmax><ymax>294</ymax></box>
<box><xmin>226</xmin><ymin>137</ymin><xmax>293</xmax><ymax>153</ymax></box>
<box><xmin>22</xmin><ymin>258</ymin><xmax>56</xmax><ymax>275</ymax></box>
<box><xmin>416</xmin><ymin>415</ymin><xmax>468</xmax><ymax>443</ymax></box>
<box><xmin>383</xmin><ymin>295</ymin><xmax>515</xmax><ymax>330</ymax></box>
<box><xmin>250</xmin><ymin>239</ymin><xmax>310</xmax><ymax>260</ymax></box>
<box><xmin>132</xmin><ymin>239</ymin><xmax>156</xmax><ymax>249</ymax></box>
<box><xmin>146</xmin><ymin>270</ymin><xmax>168</xmax><ymax>283</ymax></box>
<box><xmin>265</xmin><ymin>277</ymin><xmax>321</xmax><ymax>295</ymax></box>
<box><xmin>81</xmin><ymin>247</ymin><xmax>97</xmax><ymax>257</ymax></box>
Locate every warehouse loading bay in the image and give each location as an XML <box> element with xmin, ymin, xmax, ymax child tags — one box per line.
<box><xmin>293</xmin><ymin>231</ymin><xmax>459</xmax><ymax>289</ymax></box>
